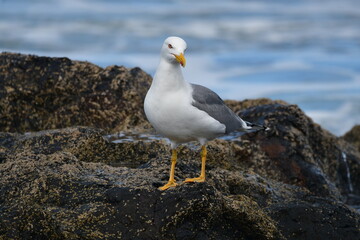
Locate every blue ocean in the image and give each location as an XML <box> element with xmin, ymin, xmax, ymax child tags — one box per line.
<box><xmin>1</xmin><ymin>0</ymin><xmax>359</xmax><ymax>135</ymax></box>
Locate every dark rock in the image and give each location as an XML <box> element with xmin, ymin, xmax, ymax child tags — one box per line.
<box><xmin>269</xmin><ymin>196</ymin><xmax>360</xmax><ymax>240</ymax></box>
<box><xmin>0</xmin><ymin>52</ymin><xmax>152</xmax><ymax>133</ymax></box>
<box><xmin>224</xmin><ymin>98</ymin><xmax>288</xmax><ymax>113</ymax></box>
<box><xmin>1</xmin><ymin>126</ymin><xmax>167</xmax><ymax>168</ymax></box>
<box><xmin>235</xmin><ymin>103</ymin><xmax>360</xmax><ymax>199</ymax></box>
<box><xmin>1</xmin><ymin>53</ymin><xmax>360</xmax><ymax>239</ymax></box>
<box><xmin>1</xmin><ymin>126</ymin><xmax>359</xmax><ymax>239</ymax></box>
<box><xmin>343</xmin><ymin>125</ymin><xmax>360</xmax><ymax>152</ymax></box>
<box><xmin>0</xmin><ymin>150</ymin><xmax>283</xmax><ymax>239</ymax></box>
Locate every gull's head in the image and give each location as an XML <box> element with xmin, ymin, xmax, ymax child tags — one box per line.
<box><xmin>161</xmin><ymin>36</ymin><xmax>187</xmax><ymax>67</ymax></box>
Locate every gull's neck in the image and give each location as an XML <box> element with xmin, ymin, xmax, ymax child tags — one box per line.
<box><xmin>151</xmin><ymin>58</ymin><xmax>189</xmax><ymax>92</ymax></box>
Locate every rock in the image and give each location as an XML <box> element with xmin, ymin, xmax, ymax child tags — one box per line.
<box><xmin>343</xmin><ymin>125</ymin><xmax>360</xmax><ymax>152</ymax></box>
<box><xmin>0</xmin><ymin>138</ymin><xmax>284</xmax><ymax>239</ymax></box>
<box><xmin>0</xmin><ymin>127</ymin><xmax>167</xmax><ymax>168</ymax></box>
<box><xmin>0</xmin><ymin>52</ymin><xmax>152</xmax><ymax>133</ymax></box>
<box><xmin>235</xmin><ymin>103</ymin><xmax>360</xmax><ymax>199</ymax></box>
<box><xmin>1</xmin><ymin>126</ymin><xmax>359</xmax><ymax>239</ymax></box>
<box><xmin>1</xmin><ymin>53</ymin><xmax>360</xmax><ymax>239</ymax></box>
<box><xmin>3</xmin><ymin>106</ymin><xmax>358</xmax><ymax>200</ymax></box>
<box><xmin>269</xmin><ymin>196</ymin><xmax>360</xmax><ymax>240</ymax></box>
<box><xmin>224</xmin><ymin>98</ymin><xmax>288</xmax><ymax>113</ymax></box>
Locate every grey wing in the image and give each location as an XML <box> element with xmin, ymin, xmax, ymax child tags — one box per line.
<box><xmin>191</xmin><ymin>84</ymin><xmax>247</xmax><ymax>133</ymax></box>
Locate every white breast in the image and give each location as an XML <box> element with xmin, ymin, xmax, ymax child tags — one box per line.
<box><xmin>144</xmin><ymin>84</ymin><xmax>225</xmax><ymax>144</ymax></box>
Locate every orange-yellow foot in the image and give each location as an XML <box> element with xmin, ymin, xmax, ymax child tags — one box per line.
<box><xmin>183</xmin><ymin>176</ymin><xmax>205</xmax><ymax>183</ymax></box>
<box><xmin>158</xmin><ymin>181</ymin><xmax>178</xmax><ymax>191</ymax></box>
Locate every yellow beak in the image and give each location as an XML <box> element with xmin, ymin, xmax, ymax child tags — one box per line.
<box><xmin>174</xmin><ymin>53</ymin><xmax>186</xmax><ymax>67</ymax></box>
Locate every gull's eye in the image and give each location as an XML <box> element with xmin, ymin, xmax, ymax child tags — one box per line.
<box><xmin>168</xmin><ymin>44</ymin><xmax>173</xmax><ymax>49</ymax></box>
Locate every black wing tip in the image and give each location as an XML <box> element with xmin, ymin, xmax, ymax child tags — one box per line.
<box><xmin>245</xmin><ymin>121</ymin><xmax>270</xmax><ymax>132</ymax></box>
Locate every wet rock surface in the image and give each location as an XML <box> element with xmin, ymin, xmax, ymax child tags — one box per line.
<box><xmin>238</xmin><ymin>104</ymin><xmax>359</xmax><ymax>198</ymax></box>
<box><xmin>0</xmin><ymin>53</ymin><xmax>360</xmax><ymax>239</ymax></box>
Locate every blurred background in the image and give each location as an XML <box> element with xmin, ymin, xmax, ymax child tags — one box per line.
<box><xmin>1</xmin><ymin>0</ymin><xmax>359</xmax><ymax>136</ymax></box>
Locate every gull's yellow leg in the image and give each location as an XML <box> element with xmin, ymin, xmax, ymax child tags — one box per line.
<box><xmin>159</xmin><ymin>149</ymin><xmax>178</xmax><ymax>190</ymax></box>
<box><xmin>184</xmin><ymin>145</ymin><xmax>207</xmax><ymax>183</ymax></box>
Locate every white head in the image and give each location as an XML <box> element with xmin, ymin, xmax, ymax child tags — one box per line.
<box><xmin>160</xmin><ymin>36</ymin><xmax>187</xmax><ymax>67</ymax></box>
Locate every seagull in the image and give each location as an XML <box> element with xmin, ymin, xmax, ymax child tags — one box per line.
<box><xmin>144</xmin><ymin>36</ymin><xmax>267</xmax><ymax>190</ymax></box>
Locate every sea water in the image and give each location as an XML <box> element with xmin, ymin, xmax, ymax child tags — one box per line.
<box><xmin>1</xmin><ymin>0</ymin><xmax>359</xmax><ymax>136</ymax></box>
